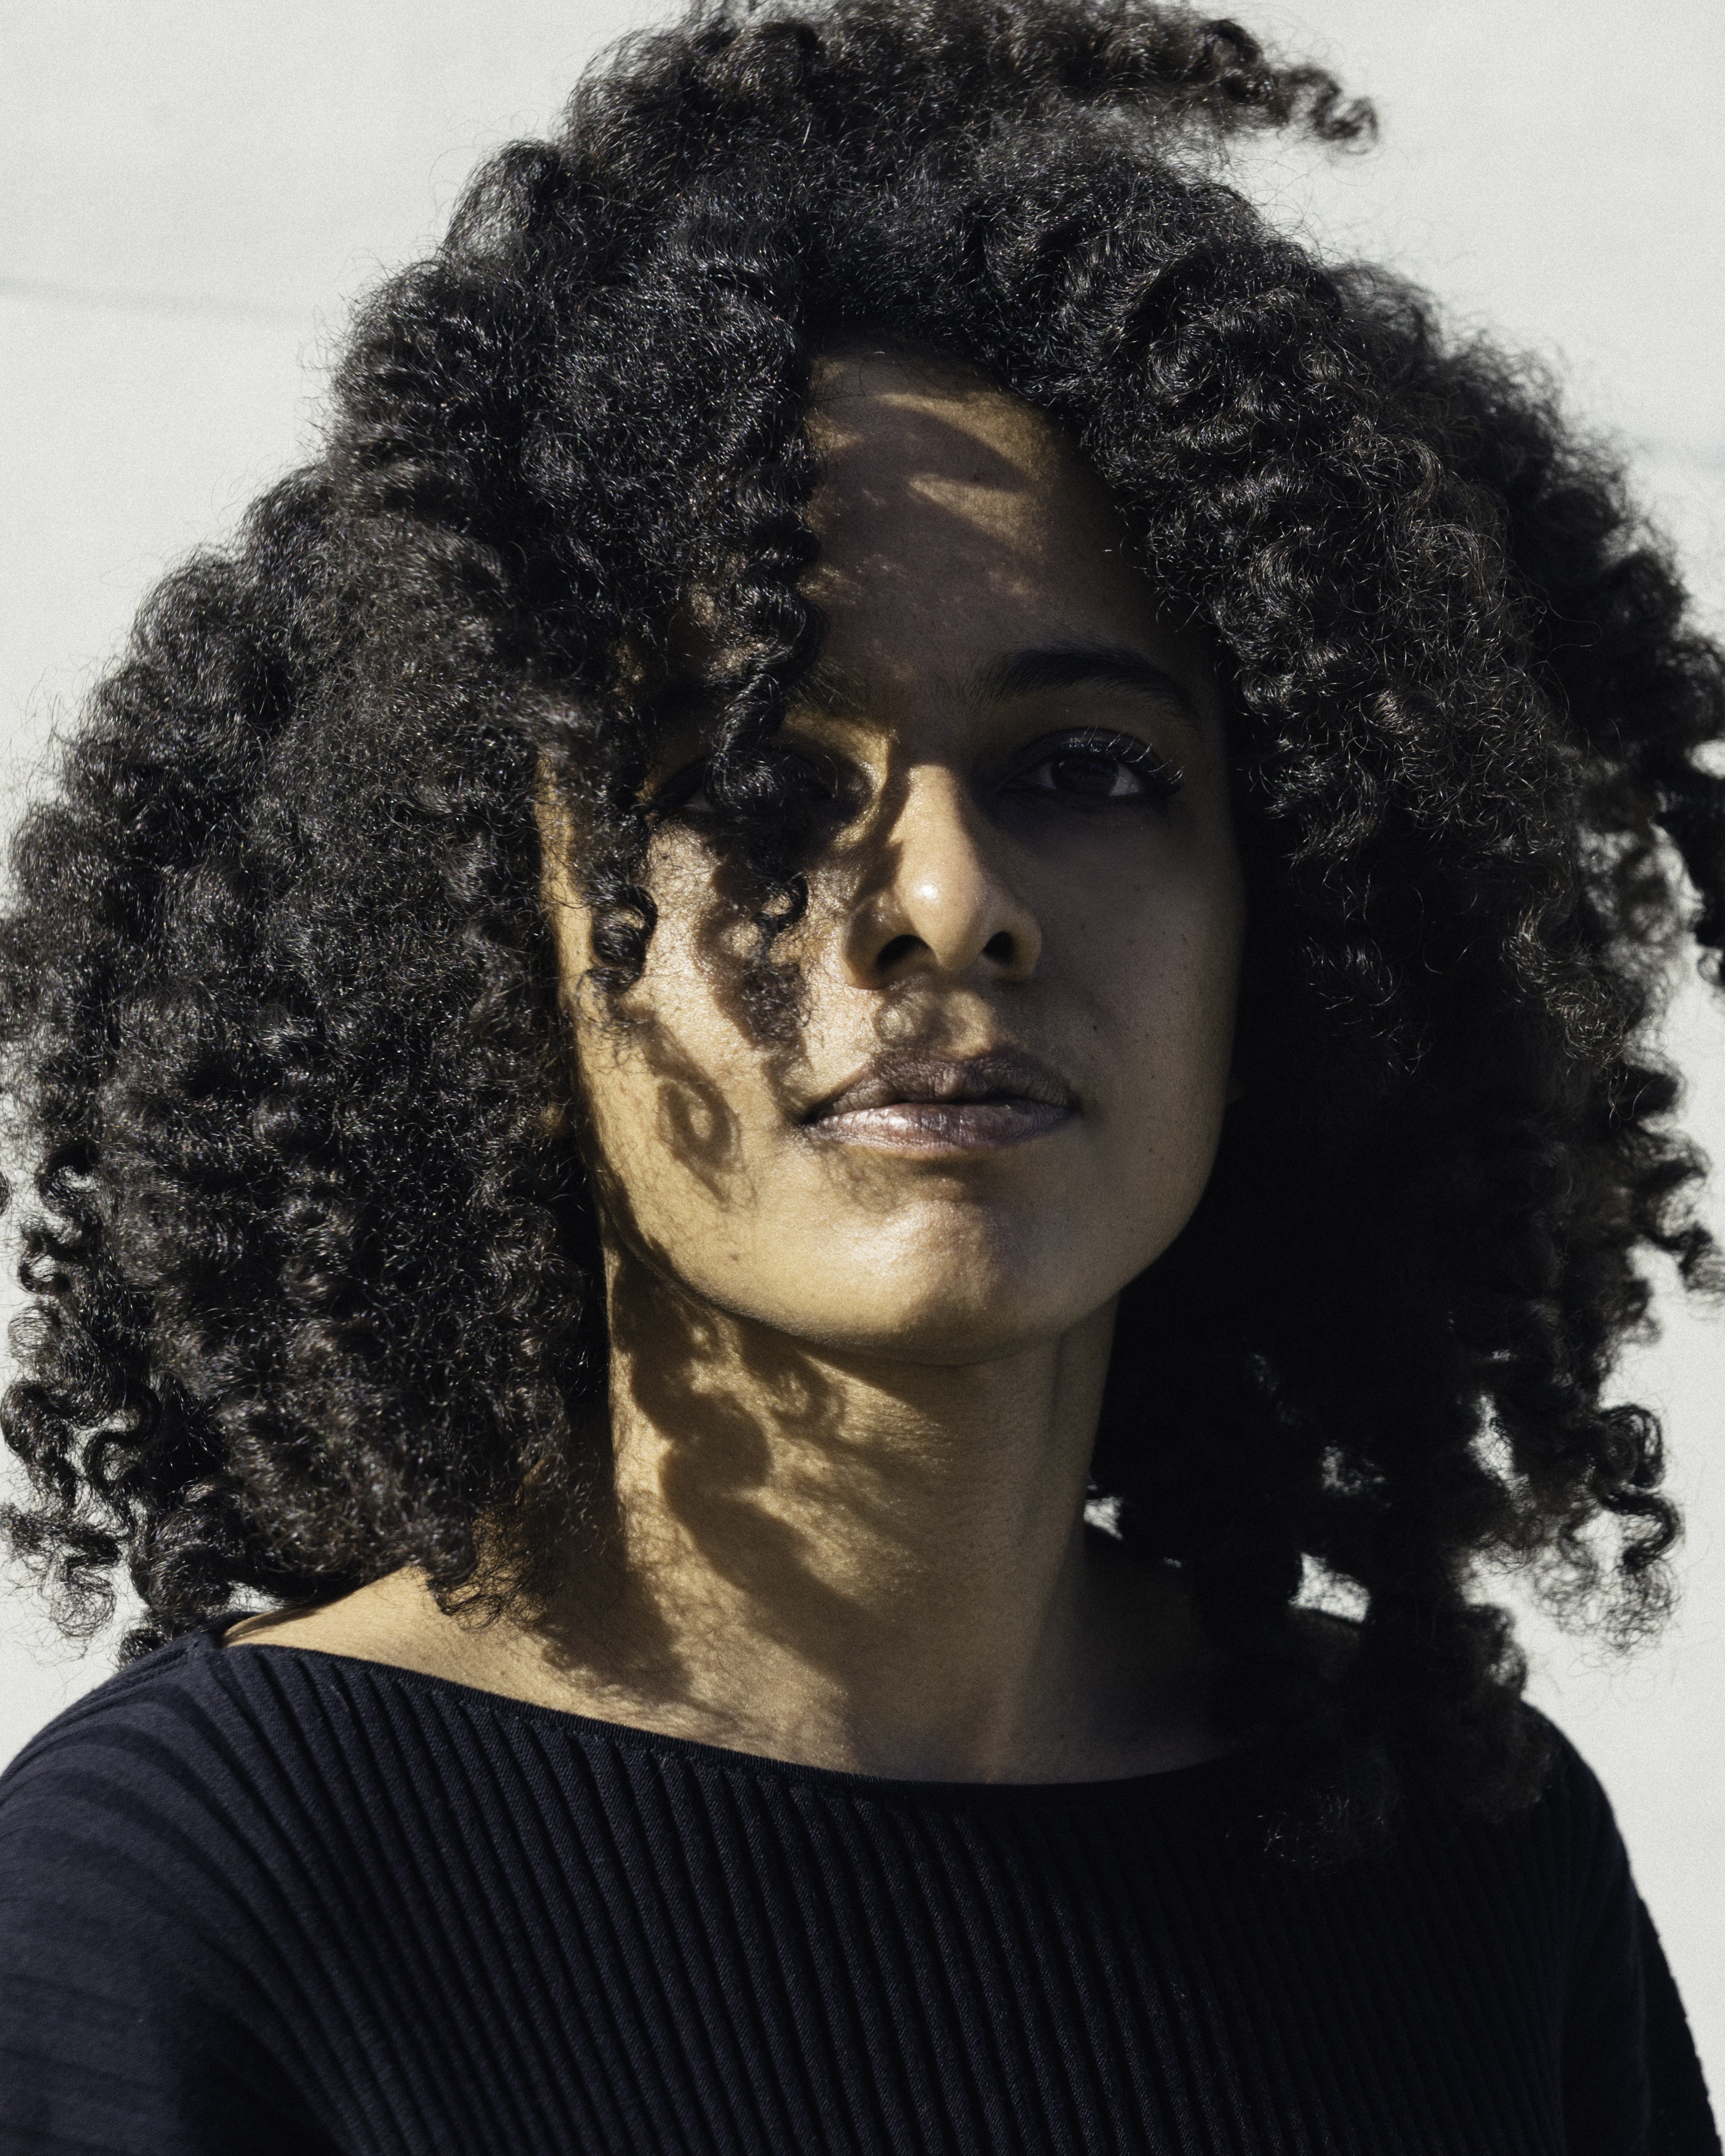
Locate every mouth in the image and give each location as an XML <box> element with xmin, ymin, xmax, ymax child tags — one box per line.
<box><xmin>801</xmin><ymin>1048</ymin><xmax>1078</xmax><ymax>1155</ymax></box>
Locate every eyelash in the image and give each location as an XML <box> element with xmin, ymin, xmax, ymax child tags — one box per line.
<box><xmin>653</xmin><ymin>730</ymin><xmax>1184</xmax><ymax>818</ymax></box>
<box><xmin>1003</xmin><ymin>730</ymin><xmax>1185</xmax><ymax>806</ymax></box>
<box><xmin>650</xmin><ymin>751</ymin><xmax>839</xmax><ymax>819</ymax></box>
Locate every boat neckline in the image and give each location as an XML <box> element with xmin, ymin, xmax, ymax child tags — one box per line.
<box><xmin>196</xmin><ymin>1617</ymin><xmax>1252</xmax><ymax>1805</ymax></box>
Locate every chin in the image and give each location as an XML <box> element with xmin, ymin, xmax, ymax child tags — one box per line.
<box><xmin>802</xmin><ymin>1307</ymin><xmax>1062</xmax><ymax>1367</ymax></box>
<box><xmin>773</xmin><ymin>1259</ymin><xmax>1111</xmax><ymax>1367</ymax></box>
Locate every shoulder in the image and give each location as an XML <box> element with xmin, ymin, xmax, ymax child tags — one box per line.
<box><xmin>1280</xmin><ymin>1614</ymin><xmax>1625</xmax><ymax>1869</ymax></box>
<box><xmin>0</xmin><ymin>1622</ymin><xmax>415</xmax><ymax>2012</ymax></box>
<box><xmin>0</xmin><ymin>1620</ymin><xmax>398</xmax><ymax>1953</ymax></box>
<box><xmin>0</xmin><ymin>1628</ymin><xmax>344</xmax><ymax>2150</ymax></box>
<box><xmin>4</xmin><ymin>1621</ymin><xmax>296</xmax><ymax>1816</ymax></box>
<box><xmin>1266</xmin><ymin>1621</ymin><xmax>1634</xmax><ymax>1924</ymax></box>
<box><xmin>1370</xmin><ymin>1698</ymin><xmax>1641</xmax><ymax>2000</ymax></box>
<box><xmin>1284</xmin><ymin>1605</ymin><xmax>1361</xmax><ymax>1683</ymax></box>
<box><xmin>1485</xmin><ymin>1701</ymin><xmax>1630</xmax><ymax>1898</ymax></box>
<box><xmin>1</xmin><ymin>1626</ymin><xmax>293</xmax><ymax>1916</ymax></box>
<box><xmin>4</xmin><ymin>1625</ymin><xmax>221</xmax><ymax>1815</ymax></box>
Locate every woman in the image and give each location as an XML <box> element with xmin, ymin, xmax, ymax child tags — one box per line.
<box><xmin>0</xmin><ymin>0</ymin><xmax>1719</xmax><ymax>2148</ymax></box>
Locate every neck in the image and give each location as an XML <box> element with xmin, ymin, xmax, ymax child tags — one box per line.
<box><xmin>526</xmin><ymin>1248</ymin><xmax>1220</xmax><ymax>1782</ymax></box>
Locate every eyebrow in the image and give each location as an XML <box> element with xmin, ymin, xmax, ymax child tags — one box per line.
<box><xmin>968</xmin><ymin>642</ymin><xmax>1202</xmax><ymax>720</ymax></box>
<box><xmin>794</xmin><ymin>658</ymin><xmax>875</xmax><ymax>717</ymax></box>
<box><xmin>788</xmin><ymin>641</ymin><xmax>1204</xmax><ymax>724</ymax></box>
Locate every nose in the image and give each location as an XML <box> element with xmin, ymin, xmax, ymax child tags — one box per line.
<box><xmin>845</xmin><ymin>765</ymin><xmax>1043</xmax><ymax>985</ymax></box>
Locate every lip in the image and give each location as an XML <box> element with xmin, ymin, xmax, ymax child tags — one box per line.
<box><xmin>801</xmin><ymin>1048</ymin><xmax>1078</xmax><ymax>1155</ymax></box>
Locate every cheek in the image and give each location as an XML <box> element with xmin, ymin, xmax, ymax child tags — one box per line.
<box><xmin>1121</xmin><ymin>905</ymin><xmax>1241</xmax><ymax>1080</ymax></box>
<box><xmin>568</xmin><ymin>905</ymin><xmax>777</xmax><ymax>1255</ymax></box>
<box><xmin>1051</xmin><ymin>849</ymin><xmax>1244</xmax><ymax>1177</ymax></box>
<box><xmin>1052</xmin><ymin>824</ymin><xmax>1243</xmax><ymax>1039</ymax></box>
<box><xmin>563</xmin><ymin>814</ymin><xmax>1246</xmax><ymax>1349</ymax></box>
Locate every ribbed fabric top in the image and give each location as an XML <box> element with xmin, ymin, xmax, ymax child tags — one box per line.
<box><xmin>0</xmin><ymin>1625</ymin><xmax>1715</xmax><ymax>2156</ymax></box>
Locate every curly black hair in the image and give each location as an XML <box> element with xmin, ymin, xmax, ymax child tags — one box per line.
<box><xmin>4</xmin><ymin>0</ymin><xmax>1723</xmax><ymax>1852</ymax></box>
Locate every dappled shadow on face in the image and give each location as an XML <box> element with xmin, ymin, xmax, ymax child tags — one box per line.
<box><xmin>569</xmin><ymin>835</ymin><xmax>819</xmax><ymax>1212</ymax></box>
<box><xmin>688</xmin><ymin>844</ymin><xmax>814</xmax><ymax>1082</ymax></box>
<box><xmin>526</xmin><ymin>356</ymin><xmax>1087</xmax><ymax>1700</ymax></box>
<box><xmin>532</xmin><ymin>1139</ymin><xmax>972</xmax><ymax>1716</ymax></box>
<box><xmin>602</xmin><ymin>996</ymin><xmax>748</xmax><ymax>1209</ymax></box>
<box><xmin>611</xmin><ymin>1246</ymin><xmax>939</xmax><ymax>1689</ymax></box>
<box><xmin>805</xmin><ymin>347</ymin><xmax>1129</xmax><ymax>652</ymax></box>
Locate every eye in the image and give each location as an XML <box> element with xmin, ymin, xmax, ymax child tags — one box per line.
<box><xmin>651</xmin><ymin>745</ymin><xmax>844</xmax><ymax>821</ymax></box>
<box><xmin>1003</xmin><ymin>731</ymin><xmax>1183</xmax><ymax>806</ymax></box>
<box><xmin>649</xmin><ymin>762</ymin><xmax>714</xmax><ymax>816</ymax></box>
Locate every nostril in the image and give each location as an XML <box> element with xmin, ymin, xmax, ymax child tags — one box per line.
<box><xmin>876</xmin><ymin>932</ymin><xmax>923</xmax><ymax>973</ymax></box>
<box><xmin>983</xmin><ymin>931</ymin><xmax>1016</xmax><ymax>964</ymax></box>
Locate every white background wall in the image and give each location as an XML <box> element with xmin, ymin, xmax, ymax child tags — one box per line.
<box><xmin>4</xmin><ymin>0</ymin><xmax>1722</xmax><ymax>2089</ymax></box>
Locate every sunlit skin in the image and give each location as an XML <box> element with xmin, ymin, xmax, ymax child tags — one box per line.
<box><xmin>230</xmin><ymin>346</ymin><xmax>1250</xmax><ymax>1782</ymax></box>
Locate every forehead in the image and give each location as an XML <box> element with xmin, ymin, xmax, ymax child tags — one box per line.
<box><xmin>808</xmin><ymin>346</ymin><xmax>1077</xmax><ymax>476</ymax></box>
<box><xmin>806</xmin><ymin>346</ymin><xmax>1122</xmax><ymax>559</ymax></box>
<box><xmin>801</xmin><ymin>347</ymin><xmax>1187</xmax><ymax>684</ymax></box>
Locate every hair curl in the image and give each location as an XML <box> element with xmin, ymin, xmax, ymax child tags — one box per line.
<box><xmin>4</xmin><ymin>0</ymin><xmax>1723</xmax><ymax>1853</ymax></box>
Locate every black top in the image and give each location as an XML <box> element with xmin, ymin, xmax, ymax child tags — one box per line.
<box><xmin>0</xmin><ymin>1624</ymin><xmax>1716</xmax><ymax>2155</ymax></box>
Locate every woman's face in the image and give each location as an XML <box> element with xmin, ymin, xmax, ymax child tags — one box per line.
<box><xmin>547</xmin><ymin>349</ymin><xmax>1246</xmax><ymax>1365</ymax></box>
